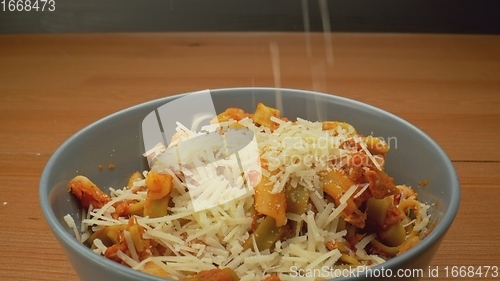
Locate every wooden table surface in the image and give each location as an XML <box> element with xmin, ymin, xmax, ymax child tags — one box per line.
<box><xmin>0</xmin><ymin>32</ymin><xmax>499</xmax><ymax>280</ymax></box>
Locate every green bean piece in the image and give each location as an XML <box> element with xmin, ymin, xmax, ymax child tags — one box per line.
<box><xmin>87</xmin><ymin>224</ymin><xmax>126</xmax><ymax>247</ymax></box>
<box><xmin>243</xmin><ymin>216</ymin><xmax>285</xmax><ymax>251</ymax></box>
<box><xmin>284</xmin><ymin>183</ymin><xmax>310</xmax><ymax>237</ymax></box>
<box><xmin>144</xmin><ymin>196</ymin><xmax>170</xmax><ymax>218</ymax></box>
<box><xmin>366</xmin><ymin>197</ymin><xmax>390</xmax><ymax>229</ymax></box>
<box><xmin>336</xmin><ymin>216</ymin><xmax>347</xmax><ymax>232</ymax></box>
<box><xmin>285</xmin><ymin>183</ymin><xmax>310</xmax><ymax>215</ymax></box>
<box><xmin>369</xmin><ymin>238</ymin><xmax>399</xmax><ymax>257</ymax></box>
<box><xmin>378</xmin><ymin>223</ymin><xmax>406</xmax><ymax>247</ymax></box>
<box><xmin>126</xmin><ymin>201</ymin><xmax>146</xmax><ymax>216</ymax></box>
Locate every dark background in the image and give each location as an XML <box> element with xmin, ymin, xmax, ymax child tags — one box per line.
<box><xmin>1</xmin><ymin>0</ymin><xmax>500</xmax><ymax>34</ymax></box>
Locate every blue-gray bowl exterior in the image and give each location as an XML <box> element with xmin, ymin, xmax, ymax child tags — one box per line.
<box><xmin>40</xmin><ymin>88</ymin><xmax>460</xmax><ymax>281</ymax></box>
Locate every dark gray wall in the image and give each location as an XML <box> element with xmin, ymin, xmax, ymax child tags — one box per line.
<box><xmin>1</xmin><ymin>0</ymin><xmax>499</xmax><ymax>34</ymax></box>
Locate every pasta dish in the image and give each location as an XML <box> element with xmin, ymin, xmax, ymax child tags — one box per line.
<box><xmin>65</xmin><ymin>103</ymin><xmax>431</xmax><ymax>281</ymax></box>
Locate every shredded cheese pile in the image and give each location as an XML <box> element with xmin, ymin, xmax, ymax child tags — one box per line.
<box><xmin>66</xmin><ymin>116</ymin><xmax>431</xmax><ymax>281</ymax></box>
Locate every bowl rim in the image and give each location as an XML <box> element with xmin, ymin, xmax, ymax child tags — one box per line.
<box><xmin>40</xmin><ymin>87</ymin><xmax>460</xmax><ymax>280</ymax></box>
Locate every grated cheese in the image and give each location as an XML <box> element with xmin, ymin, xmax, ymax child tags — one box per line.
<box><xmin>63</xmin><ymin>214</ymin><xmax>81</xmax><ymax>243</ymax></box>
<box><xmin>117</xmin><ymin>250</ymin><xmax>139</xmax><ymax>268</ymax></box>
<box><xmin>353</xmin><ymin>183</ymin><xmax>370</xmax><ymax>199</ymax></box>
<box><xmin>124</xmin><ymin>230</ymin><xmax>140</xmax><ymax>262</ymax></box>
<box><xmin>355</xmin><ymin>136</ymin><xmax>382</xmax><ymax>171</ymax></box>
<box><xmin>355</xmin><ymin>233</ymin><xmax>377</xmax><ymax>258</ymax></box>
<box><xmin>92</xmin><ymin>238</ymin><xmax>107</xmax><ymax>255</ymax></box>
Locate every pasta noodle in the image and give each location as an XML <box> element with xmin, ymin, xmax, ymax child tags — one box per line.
<box><xmin>66</xmin><ymin>103</ymin><xmax>431</xmax><ymax>281</ymax></box>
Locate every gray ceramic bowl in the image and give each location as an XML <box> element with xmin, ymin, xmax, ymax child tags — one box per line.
<box><xmin>40</xmin><ymin>88</ymin><xmax>460</xmax><ymax>281</ymax></box>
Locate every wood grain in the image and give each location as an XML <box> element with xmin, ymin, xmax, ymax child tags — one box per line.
<box><xmin>0</xmin><ymin>32</ymin><xmax>499</xmax><ymax>281</ymax></box>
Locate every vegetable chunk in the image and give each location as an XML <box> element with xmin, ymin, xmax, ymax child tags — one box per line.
<box><xmin>68</xmin><ymin>175</ymin><xmax>110</xmax><ymax>208</ymax></box>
